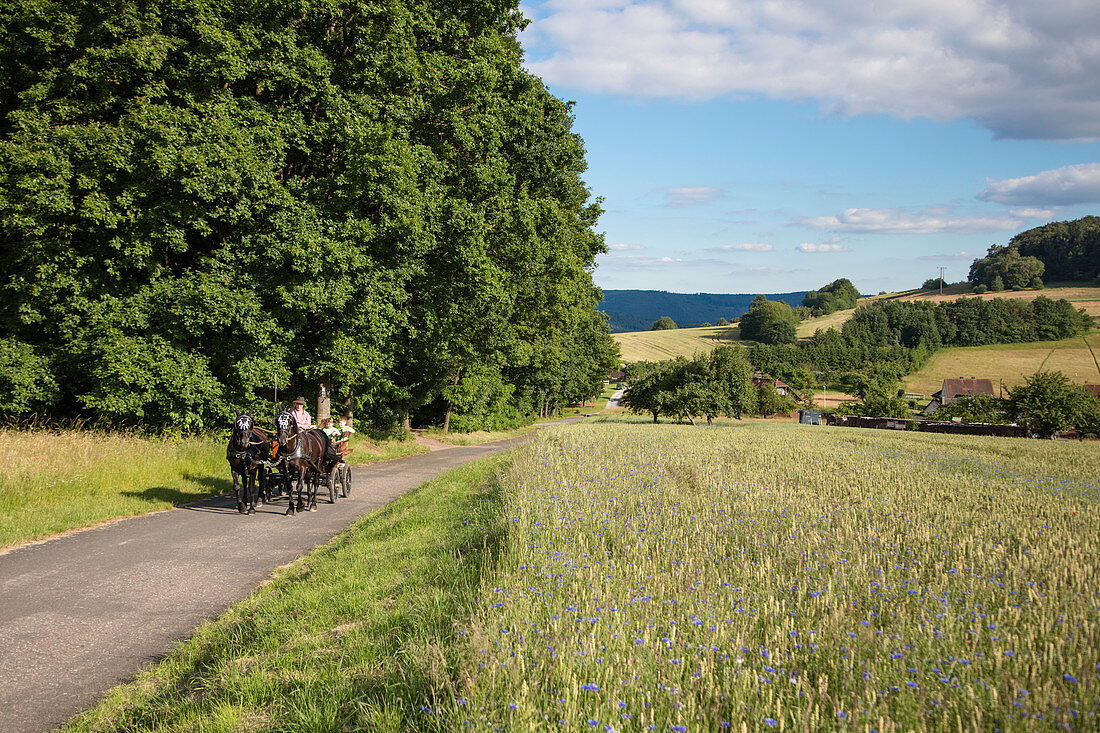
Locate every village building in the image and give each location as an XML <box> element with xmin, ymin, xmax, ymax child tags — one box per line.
<box><xmin>752</xmin><ymin>371</ymin><xmax>789</xmax><ymax>396</ymax></box>
<box><xmin>924</xmin><ymin>377</ymin><xmax>995</xmax><ymax>414</ymax></box>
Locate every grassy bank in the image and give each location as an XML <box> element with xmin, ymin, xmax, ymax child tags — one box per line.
<box><xmin>65</xmin><ymin>455</ymin><xmax>509</xmax><ymax>732</ymax></box>
<box><xmin>0</xmin><ymin>428</ymin><xmax>426</xmax><ymax>551</ymax></box>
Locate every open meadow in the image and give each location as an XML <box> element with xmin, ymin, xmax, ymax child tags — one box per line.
<box><xmin>66</xmin><ymin>421</ymin><xmax>1100</xmax><ymax>732</ymax></box>
<box><xmin>904</xmin><ymin>333</ymin><xmax>1100</xmax><ymax>397</ymax></box>
<box><xmin>615</xmin><ymin>325</ymin><xmax>740</xmax><ymax>363</ymax></box>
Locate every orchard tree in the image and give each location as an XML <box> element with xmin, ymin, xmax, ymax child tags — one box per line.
<box><xmin>1008</xmin><ymin>370</ymin><xmax>1100</xmax><ymax>437</ymax></box>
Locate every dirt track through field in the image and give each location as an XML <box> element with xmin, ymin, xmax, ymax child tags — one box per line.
<box><xmin>0</xmin><ymin>427</ymin><xmax>566</xmax><ymax>733</ymax></box>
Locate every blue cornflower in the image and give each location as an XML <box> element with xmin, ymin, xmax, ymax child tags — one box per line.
<box><xmin>907</xmin><ymin>681</ymin><xmax>919</xmax><ymax>689</ymax></box>
<box><xmin>1064</xmin><ymin>673</ymin><xmax>1078</xmax><ymax>683</ymax></box>
<box><xmin>581</xmin><ymin>683</ymin><xmax>600</xmax><ymax>692</ymax></box>
<box><xmin>837</xmin><ymin>711</ymin><xmax>848</xmax><ymax>719</ymax></box>
<box><xmin>764</xmin><ymin>719</ymin><xmax>778</xmax><ymax>727</ymax></box>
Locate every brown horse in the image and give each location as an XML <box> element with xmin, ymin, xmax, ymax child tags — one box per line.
<box><xmin>272</xmin><ymin>409</ymin><xmax>328</xmax><ymax>515</ymax></box>
<box><xmin>226</xmin><ymin>411</ymin><xmax>270</xmax><ymax>514</ymax></box>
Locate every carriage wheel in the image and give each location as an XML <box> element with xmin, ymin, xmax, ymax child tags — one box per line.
<box><xmin>341</xmin><ymin>465</ymin><xmax>351</xmax><ymax>497</ymax></box>
<box><xmin>327</xmin><ymin>467</ymin><xmax>338</xmax><ymax>504</ymax></box>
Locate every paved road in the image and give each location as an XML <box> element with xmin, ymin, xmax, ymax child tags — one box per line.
<box><xmin>0</xmin><ymin>432</ymin><xmax>546</xmax><ymax>733</ymax></box>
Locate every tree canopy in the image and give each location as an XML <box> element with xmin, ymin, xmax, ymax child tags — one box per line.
<box><xmin>801</xmin><ymin>278</ymin><xmax>860</xmax><ymax>317</ymax></box>
<box><xmin>0</xmin><ymin>0</ymin><xmax>617</xmax><ymax>430</ymax></box>
<box><xmin>738</xmin><ymin>294</ymin><xmax>798</xmax><ymax>344</ymax></box>
<box><xmin>1008</xmin><ymin>216</ymin><xmax>1100</xmax><ymax>283</ymax></box>
<box><xmin>968</xmin><ymin>245</ymin><xmax>1045</xmax><ymax>291</ymax></box>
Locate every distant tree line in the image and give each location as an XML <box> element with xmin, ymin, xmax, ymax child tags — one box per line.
<box><xmin>749</xmin><ymin>296</ymin><xmax>1092</xmax><ymax>413</ymax></box>
<box><xmin>0</xmin><ymin>0</ymin><xmax>618</xmax><ymax>431</ymax></box>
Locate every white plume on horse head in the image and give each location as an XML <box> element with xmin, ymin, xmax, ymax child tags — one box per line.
<box><xmin>235</xmin><ymin>414</ymin><xmax>253</xmax><ymax>431</ymax></box>
<box><xmin>276</xmin><ymin>411</ymin><xmax>294</xmax><ymax>430</ymax></box>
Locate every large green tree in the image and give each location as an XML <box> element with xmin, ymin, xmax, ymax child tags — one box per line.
<box><xmin>0</xmin><ymin>0</ymin><xmax>614</xmax><ymax>431</ymax></box>
<box><xmin>738</xmin><ymin>294</ymin><xmax>798</xmax><ymax>344</ymax></box>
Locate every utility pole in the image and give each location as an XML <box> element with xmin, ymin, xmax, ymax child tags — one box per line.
<box><xmin>938</xmin><ymin>266</ymin><xmax>946</xmax><ymax>296</ymax></box>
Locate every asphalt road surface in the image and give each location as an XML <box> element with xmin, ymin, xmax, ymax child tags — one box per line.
<box><xmin>0</xmin><ymin>432</ymin><xmax>546</xmax><ymax>733</ymax></box>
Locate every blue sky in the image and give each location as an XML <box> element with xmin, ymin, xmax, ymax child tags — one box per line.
<box><xmin>517</xmin><ymin>0</ymin><xmax>1100</xmax><ymax>295</ymax></box>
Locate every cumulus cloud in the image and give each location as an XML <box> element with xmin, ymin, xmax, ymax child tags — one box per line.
<box><xmin>662</xmin><ymin>186</ymin><xmax>723</xmax><ymax>206</ymax></box>
<box><xmin>713</xmin><ymin>242</ymin><xmax>773</xmax><ymax>251</ymax></box>
<box><xmin>1009</xmin><ymin>208</ymin><xmax>1058</xmax><ymax>219</ymax></box>
<box><xmin>522</xmin><ymin>0</ymin><xmax>1100</xmax><ymax>140</ymax></box>
<box><xmin>798</xmin><ymin>243</ymin><xmax>849</xmax><ymax>253</ymax></box>
<box><xmin>979</xmin><ymin>163</ymin><xmax>1100</xmax><ymax>205</ymax></box>
<box><xmin>800</xmin><ymin>207</ymin><xmax>1022</xmax><ymax>234</ymax></box>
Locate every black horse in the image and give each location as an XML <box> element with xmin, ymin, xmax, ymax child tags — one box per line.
<box><xmin>226</xmin><ymin>411</ymin><xmax>271</xmax><ymax>514</ymax></box>
<box><xmin>272</xmin><ymin>409</ymin><xmax>328</xmax><ymax>515</ymax></box>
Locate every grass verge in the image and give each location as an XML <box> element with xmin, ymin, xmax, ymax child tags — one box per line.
<box><xmin>63</xmin><ymin>454</ymin><xmax>509</xmax><ymax>733</ymax></box>
<box><xmin>0</xmin><ymin>428</ymin><xmax>428</xmax><ymax>551</ymax></box>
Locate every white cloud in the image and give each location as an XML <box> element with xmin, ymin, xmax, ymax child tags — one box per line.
<box><xmin>979</xmin><ymin>163</ymin><xmax>1100</xmax><ymax>205</ymax></box>
<box><xmin>609</xmin><ymin>242</ymin><xmax>646</xmax><ymax>251</ymax></box>
<box><xmin>662</xmin><ymin>186</ymin><xmax>723</xmax><ymax>206</ymax></box>
<box><xmin>1009</xmin><ymin>208</ymin><xmax>1057</xmax><ymax>219</ymax></box>
<box><xmin>522</xmin><ymin>0</ymin><xmax>1100</xmax><ymax>140</ymax></box>
<box><xmin>716</xmin><ymin>242</ymin><xmax>773</xmax><ymax>251</ymax></box>
<box><xmin>798</xmin><ymin>243</ymin><xmax>849</xmax><ymax>253</ymax></box>
<box><xmin>800</xmin><ymin>207</ymin><xmax>1022</xmax><ymax>234</ymax></box>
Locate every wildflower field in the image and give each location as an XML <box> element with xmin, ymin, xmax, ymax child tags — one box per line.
<box><xmin>448</xmin><ymin>423</ymin><xmax>1100</xmax><ymax>731</ymax></box>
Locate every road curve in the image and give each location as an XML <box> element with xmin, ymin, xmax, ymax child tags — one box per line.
<box><xmin>0</xmin><ymin>430</ymin><xmax>554</xmax><ymax>733</ymax></box>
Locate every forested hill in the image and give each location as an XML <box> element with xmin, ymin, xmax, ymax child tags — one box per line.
<box><xmin>600</xmin><ymin>290</ymin><xmax>809</xmax><ymax>332</ymax></box>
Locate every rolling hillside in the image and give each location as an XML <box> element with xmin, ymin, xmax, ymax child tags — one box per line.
<box><xmin>796</xmin><ymin>284</ymin><xmax>1100</xmax><ymax>337</ymax></box>
<box><xmin>615</xmin><ymin>324</ymin><xmax>741</xmax><ymax>363</ymax></box>
<box><xmin>904</xmin><ymin>332</ymin><xmax>1100</xmax><ymax>397</ymax></box>
<box><xmin>614</xmin><ymin>286</ymin><xmax>1100</xmax><ymax>394</ymax></box>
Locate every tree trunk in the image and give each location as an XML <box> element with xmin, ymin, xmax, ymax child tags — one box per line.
<box><xmin>316</xmin><ymin>378</ymin><xmax>331</xmax><ymax>423</ymax></box>
<box><xmin>402</xmin><ymin>408</ymin><xmax>411</xmax><ymax>432</ymax></box>
<box><xmin>342</xmin><ymin>389</ymin><xmax>354</xmax><ymax>428</ymax></box>
<box><xmin>443</xmin><ymin>369</ymin><xmax>461</xmax><ymax>433</ymax></box>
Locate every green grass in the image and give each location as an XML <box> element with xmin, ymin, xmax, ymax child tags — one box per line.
<box><xmin>0</xmin><ymin>429</ymin><xmax>230</xmax><ymax>551</ymax></box>
<box><xmin>63</xmin><ymin>421</ymin><xmax>1100</xmax><ymax>732</ymax></box>
<box><xmin>64</xmin><ymin>455</ymin><xmax>510</xmax><ymax>733</ymax></box>
<box><xmin>0</xmin><ymin>428</ymin><xmax>427</xmax><ymax>551</ymax></box>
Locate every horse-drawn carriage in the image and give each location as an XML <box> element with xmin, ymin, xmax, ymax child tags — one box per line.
<box><xmin>228</xmin><ymin>408</ymin><xmax>352</xmax><ymax>515</ymax></box>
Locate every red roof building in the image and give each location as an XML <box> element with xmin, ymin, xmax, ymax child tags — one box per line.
<box><xmin>935</xmin><ymin>378</ymin><xmax>995</xmax><ymax>405</ymax></box>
